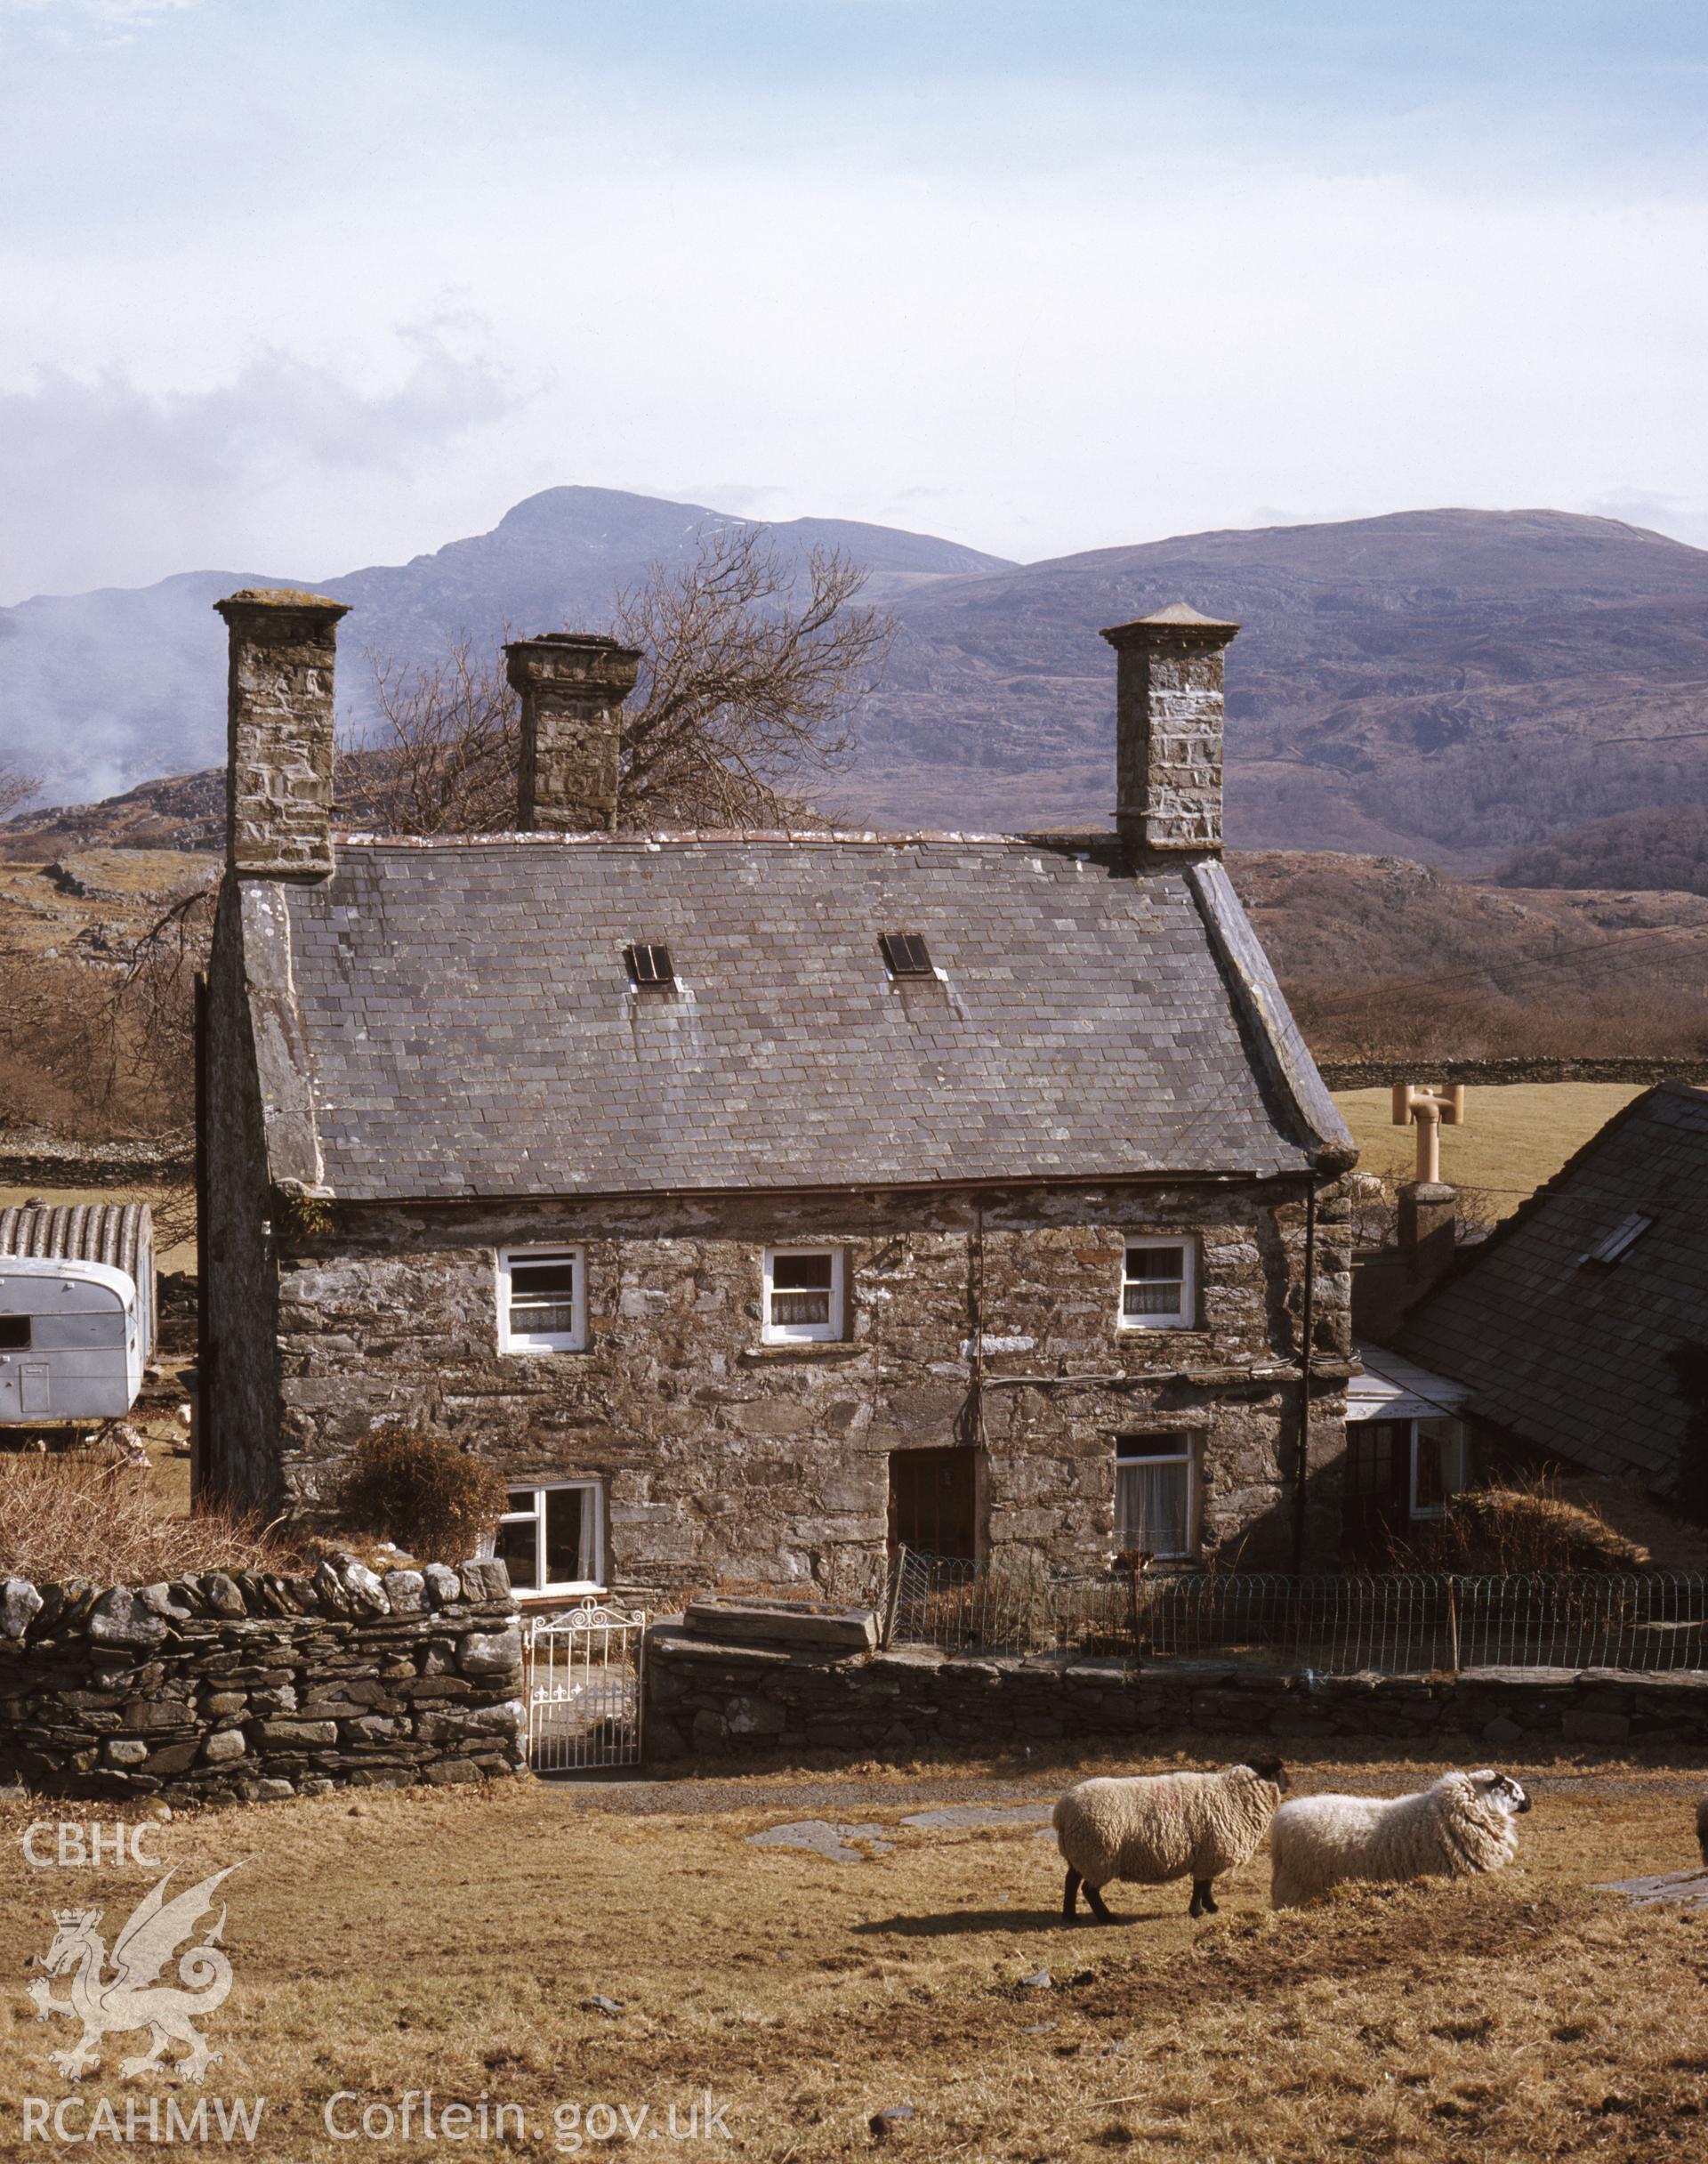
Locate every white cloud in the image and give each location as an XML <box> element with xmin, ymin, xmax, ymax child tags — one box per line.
<box><xmin>0</xmin><ymin>322</ymin><xmax>530</xmax><ymax>601</ymax></box>
<box><xmin>2</xmin><ymin>0</ymin><xmax>199</xmax><ymax>45</ymax></box>
<box><xmin>4</xmin><ymin>4</ymin><xmax>1708</xmax><ymax>587</ymax></box>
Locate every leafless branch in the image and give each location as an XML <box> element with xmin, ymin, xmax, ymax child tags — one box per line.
<box><xmin>0</xmin><ymin>755</ymin><xmax>40</xmax><ymax>823</ymax></box>
<box><xmin>340</xmin><ymin>633</ymin><xmax>521</xmax><ymax>837</ymax></box>
<box><xmin>612</xmin><ymin>524</ymin><xmax>890</xmax><ymax>828</ymax></box>
<box><xmin>343</xmin><ymin>524</ymin><xmax>891</xmax><ymax>837</ymax></box>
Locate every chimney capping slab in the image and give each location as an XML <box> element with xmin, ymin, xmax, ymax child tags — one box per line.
<box><xmin>1101</xmin><ymin>602</ymin><xmax>1239</xmax><ymax>649</ymax></box>
<box><xmin>214</xmin><ymin>588</ymin><xmax>350</xmax><ymax>622</ymax></box>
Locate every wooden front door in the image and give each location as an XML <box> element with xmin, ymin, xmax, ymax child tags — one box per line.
<box><xmin>888</xmin><ymin>1445</ymin><xmax>979</xmax><ymax>1562</ymax></box>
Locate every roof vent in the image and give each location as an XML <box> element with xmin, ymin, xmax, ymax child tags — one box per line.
<box><xmin>880</xmin><ymin>932</ymin><xmax>934</xmax><ymax>978</ymax></box>
<box><xmin>626</xmin><ymin>941</ymin><xmax>675</xmax><ymax>989</ymax></box>
<box><xmin>1579</xmin><ymin>1212</ymin><xmax>1652</xmax><ymax>1267</ymax></box>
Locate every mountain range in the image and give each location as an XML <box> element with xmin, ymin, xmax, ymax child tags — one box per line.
<box><xmin>5</xmin><ymin>487</ymin><xmax>1708</xmax><ymax>864</ymax></box>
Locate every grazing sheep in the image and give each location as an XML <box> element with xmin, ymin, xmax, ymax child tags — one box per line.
<box><xmin>1053</xmin><ymin>1759</ymin><xmax>1289</xmax><ymax>1924</ymax></box>
<box><xmin>1697</xmin><ymin>1795</ymin><xmax>1707</xmax><ymax>1869</ymax></box>
<box><xmin>1269</xmin><ymin>1769</ymin><xmax>1530</xmax><ymax>1909</ymax></box>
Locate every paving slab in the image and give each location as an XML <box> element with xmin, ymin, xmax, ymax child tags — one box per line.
<box><xmin>745</xmin><ymin>1820</ymin><xmax>896</xmax><ymax>1862</ymax></box>
<box><xmin>1593</xmin><ymin>1868</ymin><xmax>1708</xmax><ymax>1909</ymax></box>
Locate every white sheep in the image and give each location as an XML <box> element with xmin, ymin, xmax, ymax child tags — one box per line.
<box><xmin>1053</xmin><ymin>1758</ymin><xmax>1289</xmax><ymax>1924</ymax></box>
<box><xmin>1269</xmin><ymin>1768</ymin><xmax>1531</xmax><ymax>1908</ymax></box>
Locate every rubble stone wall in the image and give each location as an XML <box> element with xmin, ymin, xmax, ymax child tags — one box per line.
<box><xmin>0</xmin><ymin>1558</ymin><xmax>524</xmax><ymax>1805</ymax></box>
<box><xmin>1317</xmin><ymin>1056</ymin><xmax>1708</xmax><ymax>1091</ymax></box>
<box><xmin>251</xmin><ymin>1179</ymin><xmax>1352</xmax><ymax>1602</ymax></box>
<box><xmin>647</xmin><ymin>1627</ymin><xmax>1708</xmax><ymax>1762</ymax></box>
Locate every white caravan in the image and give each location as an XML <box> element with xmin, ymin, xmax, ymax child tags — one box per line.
<box><xmin>0</xmin><ymin>1204</ymin><xmax>155</xmax><ymax>1425</ymax></box>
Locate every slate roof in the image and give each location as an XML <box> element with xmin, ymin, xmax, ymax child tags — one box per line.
<box><xmin>257</xmin><ymin>831</ymin><xmax>1352</xmax><ymax>1203</ymax></box>
<box><xmin>1398</xmin><ymin>1083</ymin><xmax>1708</xmax><ymax>1483</ymax></box>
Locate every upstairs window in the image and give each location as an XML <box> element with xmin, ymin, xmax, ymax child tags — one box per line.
<box><xmin>1118</xmin><ymin>1238</ymin><xmax>1196</xmax><ymax>1330</ymax></box>
<box><xmin>762</xmin><ymin>1248</ymin><xmax>845</xmax><ymax>1343</ymax></box>
<box><xmin>1116</xmin><ymin>1435</ymin><xmax>1197</xmax><ymax>1560</ymax></box>
<box><xmin>626</xmin><ymin>941</ymin><xmax>675</xmax><ymax>989</ymax></box>
<box><xmin>880</xmin><ymin>932</ymin><xmax>934</xmax><ymax>977</ymax></box>
<box><xmin>498</xmin><ymin>1246</ymin><xmax>585</xmax><ymax>1353</ymax></box>
<box><xmin>494</xmin><ymin>1480</ymin><xmax>603</xmax><ymax>1595</ymax></box>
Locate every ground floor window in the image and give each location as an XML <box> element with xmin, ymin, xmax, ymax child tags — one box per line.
<box><xmin>1116</xmin><ymin>1434</ymin><xmax>1197</xmax><ymax>1560</ymax></box>
<box><xmin>1347</xmin><ymin>1417</ymin><xmax>1466</xmax><ymax>1523</ymax></box>
<box><xmin>492</xmin><ymin>1480</ymin><xmax>604</xmax><ymax>1595</ymax></box>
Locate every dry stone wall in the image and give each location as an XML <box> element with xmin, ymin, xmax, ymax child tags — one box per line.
<box><xmin>0</xmin><ymin>1556</ymin><xmax>523</xmax><ymax>1805</ymax></box>
<box><xmin>1317</xmin><ymin>1056</ymin><xmax>1708</xmax><ymax>1091</ymax></box>
<box><xmin>648</xmin><ymin>1627</ymin><xmax>1708</xmax><ymax>1762</ymax></box>
<box><xmin>256</xmin><ymin>1179</ymin><xmax>1352</xmax><ymax>1600</ymax></box>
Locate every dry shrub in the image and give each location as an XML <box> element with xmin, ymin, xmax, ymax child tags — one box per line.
<box><xmin>335</xmin><ymin>1422</ymin><xmax>508</xmax><ymax>1565</ymax></box>
<box><xmin>1410</xmin><ymin>1477</ymin><xmax>1650</xmax><ymax>1573</ymax></box>
<box><xmin>0</xmin><ymin>1449</ymin><xmax>295</xmax><ymax>1585</ymax></box>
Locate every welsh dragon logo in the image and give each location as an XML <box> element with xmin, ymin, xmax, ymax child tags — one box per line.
<box><xmin>30</xmin><ymin>1865</ymin><xmax>241</xmax><ymax>2083</ymax></box>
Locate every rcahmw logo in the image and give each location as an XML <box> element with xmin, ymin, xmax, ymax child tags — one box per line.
<box><xmin>29</xmin><ymin>1865</ymin><xmax>242</xmax><ymax>2082</ymax></box>
<box><xmin>22</xmin><ymin>2095</ymin><xmax>264</xmax><ymax>2145</ymax></box>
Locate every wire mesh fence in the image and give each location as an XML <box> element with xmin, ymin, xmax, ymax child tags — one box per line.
<box><xmin>882</xmin><ymin>1549</ymin><xmax>1708</xmax><ymax>1675</ymax></box>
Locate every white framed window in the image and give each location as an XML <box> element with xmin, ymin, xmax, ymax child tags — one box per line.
<box><xmin>491</xmin><ymin>1480</ymin><xmax>604</xmax><ymax>1595</ymax></box>
<box><xmin>1115</xmin><ymin>1435</ymin><xmax>1198</xmax><ymax>1560</ymax></box>
<box><xmin>1118</xmin><ymin>1238</ymin><xmax>1196</xmax><ymax>1330</ymax></box>
<box><xmin>1409</xmin><ymin>1417</ymin><xmax>1468</xmax><ymax>1520</ymax></box>
<box><xmin>497</xmin><ymin>1246</ymin><xmax>585</xmax><ymax>1353</ymax></box>
<box><xmin>761</xmin><ymin>1247</ymin><xmax>845</xmax><ymax>1343</ymax></box>
<box><xmin>1347</xmin><ymin>1417</ymin><xmax>1468</xmax><ymax>1522</ymax></box>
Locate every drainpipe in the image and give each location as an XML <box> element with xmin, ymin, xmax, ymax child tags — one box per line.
<box><xmin>969</xmin><ymin>1203</ymin><xmax>987</xmax><ymax>1448</ymax></box>
<box><xmin>1290</xmin><ymin>1182</ymin><xmax>1318</xmax><ymax>1575</ymax></box>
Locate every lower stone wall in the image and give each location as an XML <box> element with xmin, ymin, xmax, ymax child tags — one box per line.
<box><xmin>647</xmin><ymin>1627</ymin><xmax>1708</xmax><ymax>1760</ymax></box>
<box><xmin>0</xmin><ymin>1557</ymin><xmax>525</xmax><ymax>1805</ymax></box>
<box><xmin>0</xmin><ymin>1134</ymin><xmax>194</xmax><ymax>1188</ymax></box>
<box><xmin>1317</xmin><ymin>1056</ymin><xmax>1708</xmax><ymax>1091</ymax></box>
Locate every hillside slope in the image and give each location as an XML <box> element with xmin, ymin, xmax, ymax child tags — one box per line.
<box><xmin>842</xmin><ymin>508</ymin><xmax>1708</xmax><ymax>857</ymax></box>
<box><xmin>0</xmin><ymin>487</ymin><xmax>1011</xmax><ymax>807</ymax></box>
<box><xmin>6</xmin><ymin>495</ymin><xmax>1708</xmax><ymax>860</ymax></box>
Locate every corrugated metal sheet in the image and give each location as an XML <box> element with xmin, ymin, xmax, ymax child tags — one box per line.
<box><xmin>0</xmin><ymin>1204</ymin><xmax>156</xmax><ymax>1361</ymax></box>
<box><xmin>0</xmin><ymin>1203</ymin><xmax>151</xmax><ymax>1280</ymax></box>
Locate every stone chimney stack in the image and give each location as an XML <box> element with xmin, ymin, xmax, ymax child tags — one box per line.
<box><xmin>505</xmin><ymin>633</ymin><xmax>643</xmax><ymax>832</ymax></box>
<box><xmin>1100</xmin><ymin>602</ymin><xmax>1239</xmax><ymax>856</ymax></box>
<box><xmin>214</xmin><ymin>588</ymin><xmax>350</xmax><ymax>878</ymax></box>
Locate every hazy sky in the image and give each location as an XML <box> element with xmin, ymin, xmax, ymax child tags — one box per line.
<box><xmin>4</xmin><ymin>0</ymin><xmax>1707</xmax><ymax>602</ymax></box>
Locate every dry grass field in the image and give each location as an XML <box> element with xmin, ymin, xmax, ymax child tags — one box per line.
<box><xmin>2</xmin><ymin>1756</ymin><xmax>1704</xmax><ymax>2162</ymax></box>
<box><xmin>1332</xmin><ymin>1083</ymin><xmax>1644</xmax><ymax>1215</ymax></box>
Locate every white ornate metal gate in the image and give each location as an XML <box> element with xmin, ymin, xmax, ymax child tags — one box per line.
<box><xmin>526</xmin><ymin>1603</ymin><xmax>647</xmax><ymax>1772</ymax></box>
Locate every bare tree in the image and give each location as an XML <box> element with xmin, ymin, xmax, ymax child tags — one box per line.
<box><xmin>611</xmin><ymin>524</ymin><xmax>889</xmax><ymax>828</ymax></box>
<box><xmin>0</xmin><ymin>755</ymin><xmax>40</xmax><ymax>823</ymax></box>
<box><xmin>345</xmin><ymin>524</ymin><xmax>890</xmax><ymax>836</ymax></box>
<box><xmin>340</xmin><ymin>635</ymin><xmax>520</xmax><ymax>838</ymax></box>
<box><xmin>104</xmin><ymin>883</ymin><xmax>216</xmax><ymax>1120</ymax></box>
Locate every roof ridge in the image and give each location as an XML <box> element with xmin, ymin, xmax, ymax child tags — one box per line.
<box><xmin>331</xmin><ymin>828</ymin><xmax>1121</xmax><ymax>852</ymax></box>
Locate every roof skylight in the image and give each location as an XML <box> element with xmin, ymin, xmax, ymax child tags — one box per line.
<box><xmin>880</xmin><ymin>932</ymin><xmax>934</xmax><ymax>978</ymax></box>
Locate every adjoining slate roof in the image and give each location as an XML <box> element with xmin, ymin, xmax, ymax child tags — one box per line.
<box><xmin>1398</xmin><ymin>1083</ymin><xmax>1708</xmax><ymax>1483</ymax></box>
<box><xmin>265</xmin><ymin>832</ymin><xmax>1350</xmax><ymax>1202</ymax></box>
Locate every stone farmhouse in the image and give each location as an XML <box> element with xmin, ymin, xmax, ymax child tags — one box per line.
<box><xmin>198</xmin><ymin>587</ymin><xmax>1358</xmax><ymax>1605</ymax></box>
